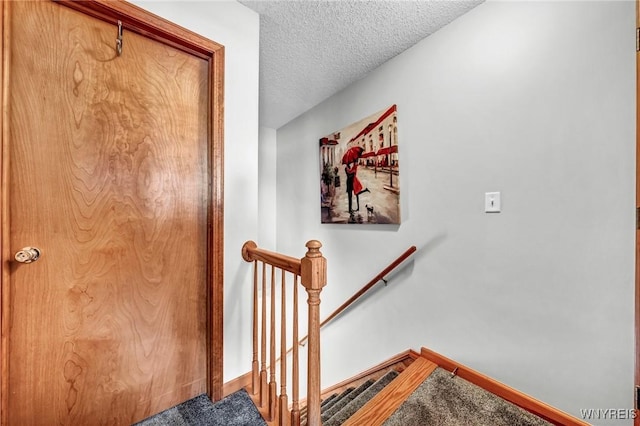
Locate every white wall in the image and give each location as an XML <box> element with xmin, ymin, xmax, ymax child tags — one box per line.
<box><xmin>259</xmin><ymin>126</ymin><xmax>278</xmax><ymax>248</ymax></box>
<box><xmin>130</xmin><ymin>0</ymin><xmax>260</xmax><ymax>382</ymax></box>
<box><xmin>276</xmin><ymin>1</ymin><xmax>635</xmax><ymax>424</ymax></box>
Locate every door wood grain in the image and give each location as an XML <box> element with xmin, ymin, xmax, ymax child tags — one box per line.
<box><xmin>1</xmin><ymin>1</ymin><xmax>224</xmax><ymax>424</ymax></box>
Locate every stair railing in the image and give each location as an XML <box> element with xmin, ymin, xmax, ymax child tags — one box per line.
<box><xmin>299</xmin><ymin>245</ymin><xmax>416</xmax><ymax>346</ymax></box>
<box><xmin>242</xmin><ymin>240</ymin><xmax>327</xmax><ymax>426</ymax></box>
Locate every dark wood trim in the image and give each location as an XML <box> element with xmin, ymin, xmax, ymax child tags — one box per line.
<box><xmin>209</xmin><ymin>32</ymin><xmax>225</xmax><ymax>403</ymax></box>
<box><xmin>0</xmin><ymin>2</ymin><xmax>7</xmax><ymax>424</ymax></box>
<box><xmin>52</xmin><ymin>0</ymin><xmax>223</xmax><ymax>59</ymax></box>
<box><xmin>420</xmin><ymin>348</ymin><xmax>589</xmax><ymax>426</ymax></box>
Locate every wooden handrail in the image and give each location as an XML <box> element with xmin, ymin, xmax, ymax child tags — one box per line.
<box><xmin>242</xmin><ymin>240</ymin><xmax>326</xmax><ymax>426</ymax></box>
<box><xmin>300</xmin><ymin>245</ymin><xmax>416</xmax><ymax>345</ymax></box>
<box><xmin>242</xmin><ymin>241</ymin><xmax>302</xmax><ymax>276</ymax></box>
<box><xmin>242</xmin><ymin>241</ymin><xmax>411</xmax><ymax>426</ymax></box>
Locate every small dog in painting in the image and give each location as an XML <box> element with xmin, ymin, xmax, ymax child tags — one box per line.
<box><xmin>365</xmin><ymin>204</ymin><xmax>374</xmax><ymax>222</ymax></box>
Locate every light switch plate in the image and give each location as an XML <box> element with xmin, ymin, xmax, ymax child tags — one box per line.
<box><xmin>485</xmin><ymin>192</ymin><xmax>501</xmax><ymax>213</ymax></box>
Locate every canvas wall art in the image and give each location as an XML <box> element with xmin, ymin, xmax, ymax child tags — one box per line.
<box><xmin>319</xmin><ymin>105</ymin><xmax>400</xmax><ymax>224</ymax></box>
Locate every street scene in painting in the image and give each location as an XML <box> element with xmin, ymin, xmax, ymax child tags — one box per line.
<box><xmin>320</xmin><ymin>105</ymin><xmax>400</xmax><ymax>224</ymax></box>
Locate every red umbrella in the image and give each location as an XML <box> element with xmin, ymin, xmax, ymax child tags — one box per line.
<box><xmin>341</xmin><ymin>146</ymin><xmax>364</xmax><ymax>164</ymax></box>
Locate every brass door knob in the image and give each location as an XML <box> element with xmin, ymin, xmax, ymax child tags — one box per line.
<box><xmin>14</xmin><ymin>247</ymin><xmax>41</xmax><ymax>263</ymax></box>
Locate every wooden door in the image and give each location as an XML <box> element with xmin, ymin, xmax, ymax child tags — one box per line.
<box><xmin>1</xmin><ymin>1</ymin><xmax>224</xmax><ymax>424</ymax></box>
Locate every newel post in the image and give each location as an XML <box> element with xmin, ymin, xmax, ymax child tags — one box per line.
<box><xmin>300</xmin><ymin>240</ymin><xmax>327</xmax><ymax>426</ymax></box>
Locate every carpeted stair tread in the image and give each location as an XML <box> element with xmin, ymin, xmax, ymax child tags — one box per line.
<box><xmin>321</xmin><ymin>393</ymin><xmax>339</xmax><ymax>408</ymax></box>
<box><xmin>302</xmin><ymin>387</ymin><xmax>356</xmax><ymax>426</ymax></box>
<box><xmin>324</xmin><ymin>370</ymin><xmax>399</xmax><ymax>426</ymax></box>
<box><xmin>317</xmin><ymin>386</ymin><xmax>356</xmax><ymax>414</ymax></box>
<box><xmin>134</xmin><ymin>389</ymin><xmax>266</xmax><ymax>426</ymax></box>
<box><xmin>320</xmin><ymin>379</ymin><xmax>375</xmax><ymax>422</ymax></box>
<box><xmin>301</xmin><ymin>394</ymin><xmax>337</xmax><ymax>426</ymax></box>
<box><xmin>382</xmin><ymin>367</ymin><xmax>551</xmax><ymax>426</ymax></box>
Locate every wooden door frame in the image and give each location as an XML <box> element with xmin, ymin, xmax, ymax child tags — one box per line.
<box><xmin>0</xmin><ymin>0</ymin><xmax>225</xmax><ymax>422</ymax></box>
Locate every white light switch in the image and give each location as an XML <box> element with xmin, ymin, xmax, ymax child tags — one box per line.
<box><xmin>485</xmin><ymin>192</ymin><xmax>501</xmax><ymax>213</ymax></box>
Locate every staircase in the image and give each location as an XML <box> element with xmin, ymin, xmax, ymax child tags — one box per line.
<box><xmin>242</xmin><ymin>346</ymin><xmax>588</xmax><ymax>426</ymax></box>
<box><xmin>136</xmin><ymin>240</ymin><xmax>591</xmax><ymax>426</ymax></box>
<box><xmin>135</xmin><ymin>346</ymin><xmax>587</xmax><ymax>426</ymax></box>
<box><xmin>239</xmin><ymin>241</ymin><xmax>588</xmax><ymax>426</ymax></box>
<box><xmin>311</xmin><ymin>370</ymin><xmax>399</xmax><ymax>426</ymax></box>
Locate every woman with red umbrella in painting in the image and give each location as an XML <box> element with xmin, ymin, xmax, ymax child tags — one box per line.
<box><xmin>342</xmin><ymin>146</ymin><xmax>370</xmax><ymax>220</ymax></box>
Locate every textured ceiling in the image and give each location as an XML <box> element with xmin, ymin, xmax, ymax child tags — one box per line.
<box><xmin>238</xmin><ymin>0</ymin><xmax>484</xmax><ymax>129</ymax></box>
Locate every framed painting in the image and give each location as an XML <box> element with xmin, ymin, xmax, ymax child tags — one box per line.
<box><xmin>319</xmin><ymin>104</ymin><xmax>400</xmax><ymax>224</ymax></box>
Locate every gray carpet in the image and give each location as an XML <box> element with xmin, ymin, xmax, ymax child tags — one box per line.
<box><xmin>323</xmin><ymin>387</ymin><xmax>355</xmax><ymax>412</ymax></box>
<box><xmin>382</xmin><ymin>368</ymin><xmax>551</xmax><ymax>426</ymax></box>
<box><xmin>134</xmin><ymin>390</ymin><xmax>266</xmax><ymax>426</ymax></box>
<box><xmin>320</xmin><ymin>393</ymin><xmax>339</xmax><ymax>408</ymax></box>
<box><xmin>321</xmin><ymin>379</ymin><xmax>375</xmax><ymax>422</ymax></box>
<box><xmin>302</xmin><ymin>387</ymin><xmax>355</xmax><ymax>425</ymax></box>
<box><xmin>324</xmin><ymin>370</ymin><xmax>399</xmax><ymax>426</ymax></box>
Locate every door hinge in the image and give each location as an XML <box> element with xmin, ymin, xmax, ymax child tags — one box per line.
<box><xmin>635</xmin><ymin>386</ymin><xmax>640</xmax><ymax>410</ymax></box>
<box><xmin>637</xmin><ymin>207</ymin><xmax>640</xmax><ymax>229</ymax></box>
<box><xmin>637</xmin><ymin>28</ymin><xmax>639</xmax><ymax>52</ymax></box>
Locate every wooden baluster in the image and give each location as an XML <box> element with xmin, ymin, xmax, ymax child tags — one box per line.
<box><xmin>279</xmin><ymin>271</ymin><xmax>290</xmax><ymax>426</ymax></box>
<box><xmin>261</xmin><ymin>262</ymin><xmax>268</xmax><ymax>408</ymax></box>
<box><xmin>290</xmin><ymin>275</ymin><xmax>300</xmax><ymax>426</ymax></box>
<box><xmin>269</xmin><ymin>266</ymin><xmax>278</xmax><ymax>422</ymax></box>
<box><xmin>252</xmin><ymin>260</ymin><xmax>259</xmax><ymax>395</ymax></box>
<box><xmin>300</xmin><ymin>241</ymin><xmax>327</xmax><ymax>426</ymax></box>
